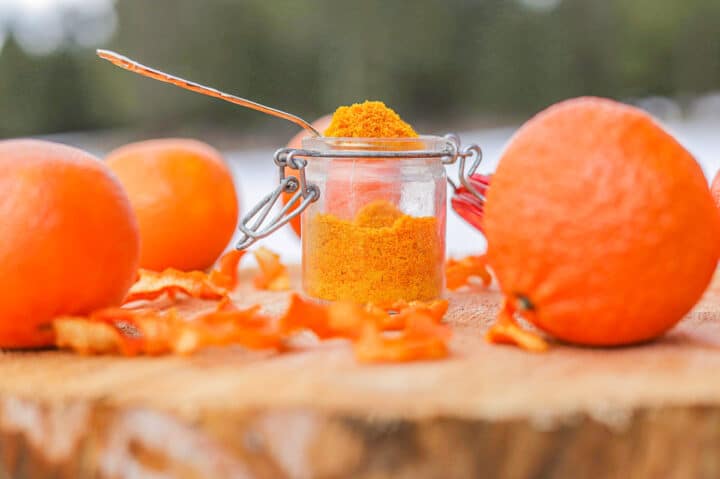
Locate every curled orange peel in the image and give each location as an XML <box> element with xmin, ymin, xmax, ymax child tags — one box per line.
<box><xmin>485</xmin><ymin>299</ymin><xmax>548</xmax><ymax>352</ymax></box>
<box><xmin>276</xmin><ymin>295</ymin><xmax>453</xmax><ymax>361</ymax></box>
<box><xmin>124</xmin><ymin>268</ymin><xmax>227</xmax><ymax>304</ymax></box>
<box><xmin>175</xmin><ymin>306</ymin><xmax>281</xmax><ymax>354</ymax></box>
<box><xmin>253</xmin><ymin>247</ymin><xmax>290</xmax><ymax>291</ymax></box>
<box><xmin>278</xmin><ymin>293</ymin><xmax>333</xmax><ymax>339</ymax></box>
<box><xmin>54</xmin><ymin>304</ymin><xmax>281</xmax><ymax>356</ymax></box>
<box><xmin>446</xmin><ymin>255</ymin><xmax>492</xmax><ymax>290</ymax></box>
<box><xmin>354</xmin><ymin>311</ymin><xmax>451</xmax><ymax>363</ymax></box>
<box><xmin>55</xmin><ymin>307</ymin><xmax>174</xmax><ymax>356</ymax></box>
<box><xmin>370</xmin><ymin>299</ymin><xmax>449</xmax><ymax>330</ymax></box>
<box><xmin>209</xmin><ymin>250</ymin><xmax>246</xmax><ymax>290</ymax></box>
<box><xmin>327</xmin><ymin>302</ymin><xmax>386</xmax><ymax>339</ymax></box>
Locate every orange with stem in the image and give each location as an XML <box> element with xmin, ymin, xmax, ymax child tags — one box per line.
<box><xmin>484</xmin><ymin>97</ymin><xmax>720</xmax><ymax>349</ymax></box>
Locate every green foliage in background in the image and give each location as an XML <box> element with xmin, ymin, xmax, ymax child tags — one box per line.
<box><xmin>1</xmin><ymin>0</ymin><xmax>719</xmax><ymax>137</ymax></box>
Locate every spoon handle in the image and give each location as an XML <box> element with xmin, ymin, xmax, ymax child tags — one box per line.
<box><xmin>97</xmin><ymin>49</ymin><xmax>321</xmax><ymax>137</ymax></box>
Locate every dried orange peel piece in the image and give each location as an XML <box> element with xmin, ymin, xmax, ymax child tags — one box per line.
<box><xmin>55</xmin><ymin>304</ymin><xmax>281</xmax><ymax>356</ymax></box>
<box><xmin>174</xmin><ymin>306</ymin><xmax>281</xmax><ymax>354</ymax></box>
<box><xmin>253</xmin><ymin>247</ymin><xmax>290</xmax><ymax>291</ymax></box>
<box><xmin>327</xmin><ymin>302</ymin><xmax>387</xmax><ymax>339</ymax></box>
<box><xmin>485</xmin><ymin>299</ymin><xmax>548</xmax><ymax>352</ymax></box>
<box><xmin>55</xmin><ymin>307</ymin><xmax>169</xmax><ymax>356</ymax></box>
<box><xmin>354</xmin><ymin>311</ymin><xmax>451</xmax><ymax>363</ymax></box>
<box><xmin>278</xmin><ymin>293</ymin><xmax>333</xmax><ymax>339</ymax></box>
<box><xmin>54</xmin><ymin>315</ymin><xmax>125</xmax><ymax>355</ymax></box>
<box><xmin>124</xmin><ymin>268</ymin><xmax>227</xmax><ymax>304</ymax></box>
<box><xmin>209</xmin><ymin>250</ymin><xmax>246</xmax><ymax>290</ymax></box>
<box><xmin>446</xmin><ymin>255</ymin><xmax>492</xmax><ymax>290</ymax></box>
<box><xmin>370</xmin><ymin>299</ymin><xmax>449</xmax><ymax>331</ymax></box>
<box><xmin>277</xmin><ymin>295</ymin><xmax>452</xmax><ymax>361</ymax></box>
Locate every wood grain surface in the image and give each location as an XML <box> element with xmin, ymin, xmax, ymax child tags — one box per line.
<box><xmin>1</xmin><ymin>267</ymin><xmax>720</xmax><ymax>479</ymax></box>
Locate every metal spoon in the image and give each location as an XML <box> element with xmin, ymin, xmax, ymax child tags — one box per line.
<box><xmin>96</xmin><ymin>49</ymin><xmax>321</xmax><ymax>137</ymax></box>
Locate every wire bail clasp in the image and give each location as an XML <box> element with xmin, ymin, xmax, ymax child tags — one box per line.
<box><xmin>443</xmin><ymin>133</ymin><xmax>486</xmax><ymax>202</ymax></box>
<box><xmin>235</xmin><ymin>148</ymin><xmax>319</xmax><ymax>250</ymax></box>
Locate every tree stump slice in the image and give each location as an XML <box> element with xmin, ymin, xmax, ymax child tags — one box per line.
<box><xmin>2</xmin><ymin>268</ymin><xmax>720</xmax><ymax>479</ymax></box>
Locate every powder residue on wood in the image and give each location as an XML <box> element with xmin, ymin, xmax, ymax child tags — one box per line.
<box><xmin>303</xmin><ymin>200</ymin><xmax>443</xmax><ymax>303</ymax></box>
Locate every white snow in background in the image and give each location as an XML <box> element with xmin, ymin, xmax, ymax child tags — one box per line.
<box><xmin>0</xmin><ymin>0</ymin><xmax>116</xmax><ymax>55</ymax></box>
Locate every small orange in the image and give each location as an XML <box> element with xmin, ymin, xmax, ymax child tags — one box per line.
<box><xmin>0</xmin><ymin>139</ymin><xmax>140</xmax><ymax>348</ymax></box>
<box><xmin>485</xmin><ymin>97</ymin><xmax>720</xmax><ymax>347</ymax></box>
<box><xmin>283</xmin><ymin>115</ymin><xmax>333</xmax><ymax>236</ymax></box>
<box><xmin>107</xmin><ymin>139</ymin><xmax>238</xmax><ymax>272</ymax></box>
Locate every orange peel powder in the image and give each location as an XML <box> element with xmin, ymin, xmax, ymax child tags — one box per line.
<box><xmin>324</xmin><ymin>101</ymin><xmax>418</xmax><ymax>138</ymax></box>
<box><xmin>304</xmin><ymin>200</ymin><xmax>443</xmax><ymax>303</ymax></box>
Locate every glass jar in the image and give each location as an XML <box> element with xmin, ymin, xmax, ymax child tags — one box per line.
<box><xmin>236</xmin><ymin>133</ymin><xmax>484</xmax><ymax>305</ymax></box>
<box><xmin>300</xmin><ymin>137</ymin><xmax>448</xmax><ymax>303</ymax></box>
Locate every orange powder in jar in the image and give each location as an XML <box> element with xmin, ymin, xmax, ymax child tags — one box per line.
<box><xmin>303</xmin><ymin>200</ymin><xmax>444</xmax><ymax>303</ymax></box>
<box><xmin>321</xmin><ymin>101</ymin><xmax>421</xmax><ymax>220</ymax></box>
<box><xmin>324</xmin><ymin>101</ymin><xmax>418</xmax><ymax>138</ymax></box>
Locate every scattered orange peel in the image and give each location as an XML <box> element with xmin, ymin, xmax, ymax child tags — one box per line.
<box><xmin>174</xmin><ymin>306</ymin><xmax>281</xmax><ymax>353</ymax></box>
<box><xmin>369</xmin><ymin>299</ymin><xmax>449</xmax><ymax>331</ymax></box>
<box><xmin>56</xmin><ymin>293</ymin><xmax>453</xmax><ymax>361</ymax></box>
<box><xmin>446</xmin><ymin>254</ymin><xmax>492</xmax><ymax>290</ymax></box>
<box><xmin>278</xmin><ymin>293</ymin><xmax>333</xmax><ymax>339</ymax></box>
<box><xmin>253</xmin><ymin>247</ymin><xmax>290</xmax><ymax>291</ymax></box>
<box><xmin>277</xmin><ymin>294</ymin><xmax>452</xmax><ymax>361</ymax></box>
<box><xmin>55</xmin><ymin>307</ymin><xmax>175</xmax><ymax>356</ymax></box>
<box><xmin>124</xmin><ymin>268</ymin><xmax>227</xmax><ymax>304</ymax></box>
<box><xmin>209</xmin><ymin>250</ymin><xmax>246</xmax><ymax>290</ymax></box>
<box><xmin>327</xmin><ymin>302</ymin><xmax>387</xmax><ymax>339</ymax></box>
<box><xmin>56</xmin><ymin>248</ymin><xmax>454</xmax><ymax>362</ymax></box>
<box><xmin>354</xmin><ymin>311</ymin><xmax>451</xmax><ymax>363</ymax></box>
<box><xmin>55</xmin><ymin>304</ymin><xmax>281</xmax><ymax>356</ymax></box>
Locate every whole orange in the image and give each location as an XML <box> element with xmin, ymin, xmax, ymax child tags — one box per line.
<box><xmin>485</xmin><ymin>97</ymin><xmax>720</xmax><ymax>346</ymax></box>
<box><xmin>0</xmin><ymin>139</ymin><xmax>140</xmax><ymax>348</ymax></box>
<box><xmin>711</xmin><ymin>169</ymin><xmax>720</xmax><ymax>210</ymax></box>
<box><xmin>107</xmin><ymin>139</ymin><xmax>238</xmax><ymax>272</ymax></box>
<box><xmin>284</xmin><ymin>115</ymin><xmax>333</xmax><ymax>236</ymax></box>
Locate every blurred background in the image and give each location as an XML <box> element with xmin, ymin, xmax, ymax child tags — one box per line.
<box><xmin>2</xmin><ymin>0</ymin><xmax>719</xmax><ymax>257</ymax></box>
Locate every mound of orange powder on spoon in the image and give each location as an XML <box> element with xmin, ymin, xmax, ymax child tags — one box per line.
<box><xmin>323</xmin><ymin>101</ymin><xmax>418</xmax><ymax>138</ymax></box>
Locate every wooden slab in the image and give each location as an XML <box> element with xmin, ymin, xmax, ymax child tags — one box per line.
<box><xmin>2</xmin><ymin>268</ymin><xmax>720</xmax><ymax>478</ymax></box>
